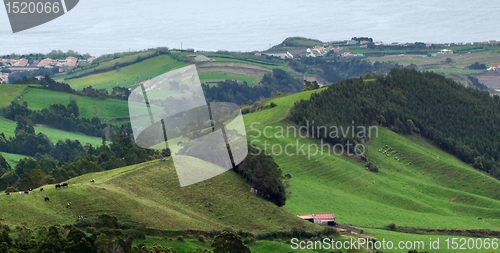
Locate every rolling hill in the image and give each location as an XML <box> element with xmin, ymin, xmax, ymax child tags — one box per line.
<box><xmin>64</xmin><ymin>54</ymin><xmax>186</xmax><ymax>91</ymax></box>
<box><xmin>0</xmin><ymin>158</ymin><xmax>314</xmax><ymax>232</ymax></box>
<box><xmin>2</xmin><ymin>65</ymin><xmax>500</xmax><ymax>253</ymax></box>
<box><xmin>18</xmin><ymin>87</ymin><xmax>131</xmax><ymax>124</ymax></box>
<box><xmin>240</xmin><ymin>89</ymin><xmax>500</xmax><ymax>251</ymax></box>
<box><xmin>0</xmin><ymin>117</ymin><xmax>103</xmax><ymax>147</ymax></box>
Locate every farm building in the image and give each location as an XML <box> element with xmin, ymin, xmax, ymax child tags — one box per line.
<box><xmin>439</xmin><ymin>49</ymin><xmax>453</xmax><ymax>55</ymax></box>
<box><xmin>297</xmin><ymin>213</ymin><xmax>335</xmax><ymax>225</ymax></box>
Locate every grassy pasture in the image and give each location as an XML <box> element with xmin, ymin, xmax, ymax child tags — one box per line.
<box><xmin>0</xmin><ymin>84</ymin><xmax>27</xmax><ymax>109</ymax></box>
<box><xmin>241</xmin><ymin>88</ymin><xmax>500</xmax><ymax>244</ymax></box>
<box><xmin>0</xmin><ymin>159</ymin><xmax>315</xmax><ymax>232</ymax></box>
<box><xmin>18</xmin><ymin>87</ymin><xmax>130</xmax><ymax>122</ymax></box>
<box><xmin>0</xmin><ymin>117</ymin><xmax>103</xmax><ymax>147</ymax></box>
<box><xmin>64</xmin><ymin>55</ymin><xmax>186</xmax><ymax>91</ymax></box>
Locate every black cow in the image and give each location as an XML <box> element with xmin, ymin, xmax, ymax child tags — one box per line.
<box><xmin>67</xmin><ymin>202</ymin><xmax>72</xmax><ymax>208</ymax></box>
<box><xmin>24</xmin><ymin>191</ymin><xmax>29</xmax><ymax>194</ymax></box>
<box><xmin>61</xmin><ymin>183</ymin><xmax>69</xmax><ymax>187</ymax></box>
<box><xmin>40</xmin><ymin>188</ymin><xmax>44</xmax><ymax>191</ymax></box>
<box><xmin>5</xmin><ymin>192</ymin><xmax>10</xmax><ymax>196</ymax></box>
<box><xmin>28</xmin><ymin>188</ymin><xmax>32</xmax><ymax>191</ymax></box>
<box><xmin>90</xmin><ymin>179</ymin><xmax>95</xmax><ymax>183</ymax></box>
<box><xmin>55</xmin><ymin>184</ymin><xmax>61</xmax><ymax>189</ymax></box>
<box><xmin>44</xmin><ymin>197</ymin><xmax>50</xmax><ymax>202</ymax></box>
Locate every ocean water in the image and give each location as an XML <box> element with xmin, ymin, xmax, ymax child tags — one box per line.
<box><xmin>0</xmin><ymin>0</ymin><xmax>499</xmax><ymax>56</ymax></box>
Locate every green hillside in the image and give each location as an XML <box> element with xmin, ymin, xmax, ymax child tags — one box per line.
<box><xmin>55</xmin><ymin>51</ymin><xmax>162</xmax><ymax>80</ymax></box>
<box><xmin>18</xmin><ymin>87</ymin><xmax>130</xmax><ymax>123</ymax></box>
<box><xmin>64</xmin><ymin>55</ymin><xmax>186</xmax><ymax>91</ymax></box>
<box><xmin>0</xmin><ymin>152</ymin><xmax>28</xmax><ymax>167</ymax></box>
<box><xmin>0</xmin><ymin>158</ymin><xmax>314</xmax><ymax>232</ymax></box>
<box><xmin>0</xmin><ymin>84</ymin><xmax>27</xmax><ymax>109</ymax></box>
<box><xmin>0</xmin><ymin>117</ymin><xmax>103</xmax><ymax>147</ymax></box>
<box><xmin>241</xmin><ymin>89</ymin><xmax>500</xmax><ymax>251</ymax></box>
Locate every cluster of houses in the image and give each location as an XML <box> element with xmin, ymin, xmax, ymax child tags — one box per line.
<box><xmin>37</xmin><ymin>57</ymin><xmax>78</xmax><ymax>68</ymax></box>
<box><xmin>0</xmin><ymin>56</ymin><xmax>94</xmax><ymax>84</ymax></box>
<box><xmin>305</xmin><ymin>45</ymin><xmax>342</xmax><ymax>57</ymax></box>
<box><xmin>262</xmin><ymin>45</ymin><xmax>345</xmax><ymax>59</ymax></box>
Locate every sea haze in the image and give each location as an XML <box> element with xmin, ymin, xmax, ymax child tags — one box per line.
<box><xmin>0</xmin><ymin>0</ymin><xmax>498</xmax><ymax>56</ymax></box>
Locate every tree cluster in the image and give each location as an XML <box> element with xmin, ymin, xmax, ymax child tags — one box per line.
<box><xmin>288</xmin><ymin>69</ymin><xmax>500</xmax><ymax>179</ymax></box>
<box><xmin>202</xmin><ymin>69</ymin><xmax>303</xmax><ymax>105</ymax></box>
<box><xmin>468</xmin><ymin>62</ymin><xmax>487</xmax><ymax>70</ymax></box>
<box><xmin>0</xmin><ymin>214</ymin><xmax>179</xmax><ymax>253</ymax></box>
<box><xmin>467</xmin><ymin>75</ymin><xmax>489</xmax><ymax>91</ymax></box>
<box><xmin>14</xmin><ymin>75</ymin><xmax>131</xmax><ymax>101</ymax></box>
<box><xmin>8</xmin><ymin>68</ymin><xmax>59</xmax><ymax>84</ymax></box>
<box><xmin>2</xmin><ymin>99</ymin><xmax>108</xmax><ymax>137</ymax></box>
<box><xmin>351</xmin><ymin>37</ymin><xmax>373</xmax><ymax>43</ymax></box>
<box><xmin>233</xmin><ymin>144</ymin><xmax>287</xmax><ymax>206</ymax></box>
<box><xmin>302</xmin><ymin>80</ymin><xmax>320</xmax><ymax>92</ymax></box>
<box><xmin>0</xmin><ymin>124</ymin><xmax>168</xmax><ymax>191</ymax></box>
<box><xmin>290</xmin><ymin>57</ymin><xmax>400</xmax><ymax>84</ymax></box>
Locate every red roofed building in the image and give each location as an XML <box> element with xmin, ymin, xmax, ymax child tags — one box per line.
<box><xmin>38</xmin><ymin>58</ymin><xmax>54</xmax><ymax>68</ymax></box>
<box><xmin>65</xmin><ymin>57</ymin><xmax>78</xmax><ymax>66</ymax></box>
<box><xmin>12</xmin><ymin>58</ymin><xmax>28</xmax><ymax>67</ymax></box>
<box><xmin>298</xmin><ymin>213</ymin><xmax>335</xmax><ymax>225</ymax></box>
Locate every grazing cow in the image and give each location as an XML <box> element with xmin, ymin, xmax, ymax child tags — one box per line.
<box><xmin>24</xmin><ymin>191</ymin><xmax>29</xmax><ymax>194</ymax></box>
<box><xmin>67</xmin><ymin>202</ymin><xmax>72</xmax><ymax>208</ymax></box>
<box><xmin>90</xmin><ymin>179</ymin><xmax>95</xmax><ymax>183</ymax></box>
<box><xmin>6</xmin><ymin>192</ymin><xmax>10</xmax><ymax>196</ymax></box>
<box><xmin>55</xmin><ymin>184</ymin><xmax>61</xmax><ymax>189</ymax></box>
<box><xmin>44</xmin><ymin>197</ymin><xmax>50</xmax><ymax>202</ymax></box>
<box><xmin>40</xmin><ymin>188</ymin><xmax>44</xmax><ymax>192</ymax></box>
<box><xmin>28</xmin><ymin>188</ymin><xmax>32</xmax><ymax>191</ymax></box>
<box><xmin>61</xmin><ymin>183</ymin><xmax>69</xmax><ymax>187</ymax></box>
<box><xmin>19</xmin><ymin>192</ymin><xmax>23</xmax><ymax>195</ymax></box>
<box><xmin>78</xmin><ymin>216</ymin><xmax>83</xmax><ymax>219</ymax></box>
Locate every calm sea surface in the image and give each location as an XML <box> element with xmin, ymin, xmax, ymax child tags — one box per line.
<box><xmin>0</xmin><ymin>0</ymin><xmax>499</xmax><ymax>56</ymax></box>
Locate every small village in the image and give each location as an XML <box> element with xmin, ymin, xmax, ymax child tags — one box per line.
<box><xmin>0</xmin><ymin>56</ymin><xmax>96</xmax><ymax>83</ymax></box>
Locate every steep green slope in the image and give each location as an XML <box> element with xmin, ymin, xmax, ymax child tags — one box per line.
<box><xmin>0</xmin><ymin>158</ymin><xmax>314</xmax><ymax>232</ymax></box>
<box><xmin>243</xmin><ymin>90</ymin><xmax>500</xmax><ymax>232</ymax></box>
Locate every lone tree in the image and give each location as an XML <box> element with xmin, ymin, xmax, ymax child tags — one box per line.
<box><xmin>211</xmin><ymin>231</ymin><xmax>250</xmax><ymax>253</ymax></box>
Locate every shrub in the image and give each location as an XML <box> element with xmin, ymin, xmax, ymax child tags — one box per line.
<box><xmin>4</xmin><ymin>186</ymin><xmax>17</xmax><ymax>193</ymax></box>
<box><xmin>322</xmin><ymin>227</ymin><xmax>340</xmax><ymax>237</ymax></box>
<box><xmin>387</xmin><ymin>223</ymin><xmax>396</xmax><ymax>230</ymax></box>
<box><xmin>366</xmin><ymin>162</ymin><xmax>379</xmax><ymax>172</ymax></box>
<box><xmin>198</xmin><ymin>235</ymin><xmax>205</xmax><ymax>242</ymax></box>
